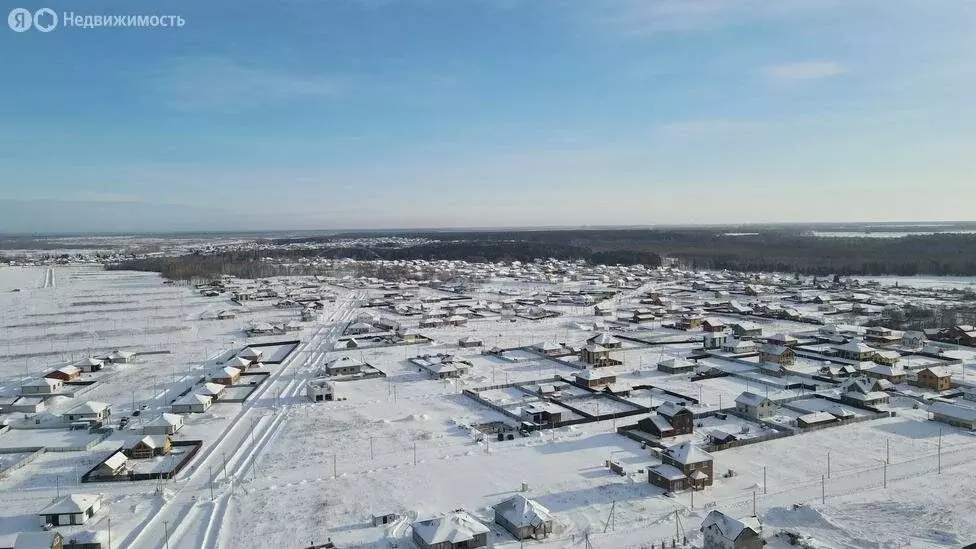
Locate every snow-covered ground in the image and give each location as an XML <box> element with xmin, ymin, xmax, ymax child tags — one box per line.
<box><xmin>2</xmin><ymin>265</ymin><xmax>976</xmax><ymax>549</ymax></box>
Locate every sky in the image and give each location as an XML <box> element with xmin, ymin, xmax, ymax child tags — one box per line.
<box><xmin>1</xmin><ymin>0</ymin><xmax>975</xmax><ymax>233</ymax></box>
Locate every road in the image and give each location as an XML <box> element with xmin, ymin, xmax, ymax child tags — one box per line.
<box><xmin>119</xmin><ymin>291</ymin><xmax>362</xmax><ymax>549</ymax></box>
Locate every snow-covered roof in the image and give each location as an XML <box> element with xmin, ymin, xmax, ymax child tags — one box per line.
<box><xmin>214</xmin><ymin>366</ymin><xmax>242</xmax><ymax>377</ymax></box>
<box><xmin>649</xmin><ymin>463</ymin><xmax>686</xmax><ymax>481</ymax></box>
<box><xmin>587</xmin><ymin>332</ymin><xmax>619</xmax><ymax>345</ymax></box>
<box><xmin>238</xmin><ymin>347</ymin><xmax>262</xmax><ymax>359</ymax></box>
<box><xmin>928</xmin><ymin>401</ymin><xmax>976</xmax><ymax>422</ymax></box>
<box><xmin>14</xmin><ymin>532</ymin><xmax>62</xmax><ymax>549</ymax></box>
<box><xmin>582</xmin><ymin>344</ymin><xmax>608</xmax><ymax>353</ymax></box>
<box><xmin>38</xmin><ymin>493</ymin><xmax>101</xmax><ymax>515</ymax></box>
<box><xmin>493</xmin><ymin>495</ymin><xmax>553</xmax><ymax>528</ymax></box>
<box><xmin>412</xmin><ymin>511</ymin><xmax>489</xmax><ymax>544</ymax></box>
<box><xmin>103</xmin><ymin>452</ymin><xmax>128</xmax><ymax>469</ymax></box>
<box><xmin>574</xmin><ymin>368</ymin><xmax>612</xmax><ymax>381</ymax></box>
<box><xmin>735</xmin><ymin>391</ymin><xmax>769</xmax><ymax>407</ymax></box>
<box><xmin>834</xmin><ymin>341</ymin><xmax>876</xmax><ymax>354</ymax></box>
<box><xmin>920</xmin><ymin>366</ymin><xmax>952</xmax><ymax>378</ymax></box>
<box><xmin>73</xmin><ymin>357</ymin><xmax>104</xmax><ymax>367</ymax></box>
<box><xmin>174</xmin><ymin>393</ymin><xmax>212</xmax><ymax>406</ymax></box>
<box><xmin>663</xmin><ymin>442</ymin><xmax>712</xmax><ymax>465</ymax></box>
<box><xmin>798</xmin><ymin>411</ymin><xmax>836</xmax><ymax>424</ymax></box>
<box><xmin>66</xmin><ymin>401</ymin><xmax>110</xmax><ymax>415</ymax></box>
<box><xmin>656</xmin><ymin>402</ymin><xmax>689</xmax><ymax>418</ymax></box>
<box><xmin>700</xmin><ymin>510</ymin><xmax>761</xmax><ymax>540</ymax></box>
<box><xmin>146</xmin><ymin>413</ymin><xmax>183</xmax><ymax>427</ymax></box>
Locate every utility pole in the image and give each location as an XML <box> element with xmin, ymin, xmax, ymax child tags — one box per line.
<box><xmin>938</xmin><ymin>428</ymin><xmax>943</xmax><ymax>474</ymax></box>
<box><xmin>821</xmin><ymin>475</ymin><xmax>825</xmax><ymax>504</ymax></box>
<box><xmin>370</xmin><ymin>437</ymin><xmax>374</xmax><ymax>461</ymax></box>
<box><xmin>107</xmin><ymin>517</ymin><xmax>112</xmax><ymax>549</ymax></box>
<box><xmin>886</xmin><ymin>438</ymin><xmax>890</xmax><ymax>464</ymax></box>
<box><xmin>827</xmin><ymin>451</ymin><xmax>831</xmax><ymax>479</ymax></box>
<box><xmin>752</xmin><ymin>491</ymin><xmax>756</xmax><ymax>515</ymax></box>
<box><xmin>164</xmin><ymin>521</ymin><xmax>170</xmax><ymax>549</ymax></box>
<box><xmin>763</xmin><ymin>466</ymin><xmax>767</xmax><ymax>494</ymax></box>
<box><xmin>209</xmin><ymin>465</ymin><xmax>215</xmax><ymax>501</ymax></box>
<box><xmin>333</xmin><ymin>455</ymin><xmax>337</xmax><ymax>479</ymax></box>
<box><xmin>222</xmin><ymin>453</ymin><xmax>228</xmax><ymax>480</ymax></box>
<box><xmin>883</xmin><ymin>460</ymin><xmax>887</xmax><ymax>488</ymax></box>
<box><xmin>413</xmin><ymin>442</ymin><xmax>417</xmax><ymax>466</ymax></box>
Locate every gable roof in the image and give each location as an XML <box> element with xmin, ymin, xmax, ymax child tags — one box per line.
<box><xmin>412</xmin><ymin>511</ymin><xmax>489</xmax><ymax>544</ymax></box>
<box><xmin>38</xmin><ymin>493</ymin><xmax>101</xmax><ymax>515</ymax></box>
<box><xmin>493</xmin><ymin>494</ymin><xmax>553</xmax><ymax>528</ymax></box>
<box><xmin>735</xmin><ymin>391</ymin><xmax>770</xmax><ymax>407</ymax></box>
<box><xmin>700</xmin><ymin>510</ymin><xmax>761</xmax><ymax>540</ymax></box>
<box><xmin>663</xmin><ymin>442</ymin><xmax>712</xmax><ymax>465</ymax></box>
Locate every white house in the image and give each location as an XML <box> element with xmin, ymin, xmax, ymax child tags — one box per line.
<box><xmin>171</xmin><ymin>393</ymin><xmax>213</xmax><ymax>414</ymax></box>
<box><xmin>307</xmin><ymin>378</ymin><xmax>336</xmax><ymax>402</ymax></box>
<box><xmin>38</xmin><ymin>494</ymin><xmax>103</xmax><ymax>527</ymax></box>
<box><xmin>493</xmin><ymin>494</ymin><xmax>554</xmax><ymax>540</ymax></box>
<box><xmin>62</xmin><ymin>401</ymin><xmax>111</xmax><ymax>425</ymax></box>
<box><xmin>734</xmin><ymin>392</ymin><xmax>776</xmax><ymax>420</ymax></box>
<box><xmin>143</xmin><ymin>413</ymin><xmax>185</xmax><ymax>435</ymax></box>
<box><xmin>412</xmin><ymin>510</ymin><xmax>489</xmax><ymax>549</ymax></box>
<box><xmin>21</xmin><ymin>378</ymin><xmax>63</xmax><ymax>395</ymax></box>
<box><xmin>700</xmin><ymin>510</ymin><xmax>763</xmax><ymax>549</ymax></box>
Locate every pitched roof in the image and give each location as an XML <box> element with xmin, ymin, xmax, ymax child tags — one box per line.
<box><xmin>66</xmin><ymin>401</ymin><xmax>110</xmax><ymax>415</ymax></box>
<box><xmin>412</xmin><ymin>511</ymin><xmax>489</xmax><ymax>544</ymax></box>
<box><xmin>928</xmin><ymin>401</ymin><xmax>976</xmax><ymax>422</ymax></box>
<box><xmin>649</xmin><ymin>464</ymin><xmax>686</xmax><ymax>481</ymax></box>
<box><xmin>38</xmin><ymin>493</ymin><xmax>101</xmax><ymax>515</ymax></box>
<box><xmin>735</xmin><ymin>391</ymin><xmax>769</xmax><ymax>407</ymax></box>
<box><xmin>493</xmin><ymin>495</ymin><xmax>553</xmax><ymax>528</ymax></box>
<box><xmin>663</xmin><ymin>442</ymin><xmax>712</xmax><ymax>464</ymax></box>
<box><xmin>700</xmin><ymin>510</ymin><xmax>761</xmax><ymax>540</ymax></box>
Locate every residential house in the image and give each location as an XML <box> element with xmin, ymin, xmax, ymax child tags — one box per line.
<box><xmin>838</xmin><ymin>378</ymin><xmax>890</xmax><ymax>407</ymax></box>
<box><xmin>307</xmin><ymin>378</ymin><xmax>336</xmax><ymax>402</ymax></box>
<box><xmin>865</xmin><ymin>326</ymin><xmax>901</xmax><ymax>346</ymax></box>
<box><xmin>210</xmin><ymin>366</ymin><xmax>242</xmax><ymax>385</ymax></box>
<box><xmin>198</xmin><ymin>382</ymin><xmax>227</xmax><ymax>401</ymax></box>
<box><xmin>917</xmin><ymin>367</ymin><xmax>952</xmax><ymax>391</ymax></box>
<box><xmin>62</xmin><ymin>401</ymin><xmax>111</xmax><ymax>427</ymax></box>
<box><xmin>105</xmin><ymin>350</ymin><xmax>135</xmax><ymax>364</ymax></box>
<box><xmin>346</xmin><ymin>322</ymin><xmax>375</xmax><ymax>335</ymax></box>
<box><xmin>95</xmin><ymin>452</ymin><xmax>128</xmax><ymax>477</ymax></box>
<box><xmin>587</xmin><ymin>332</ymin><xmax>622</xmax><ymax>349</ymax></box>
<box><xmin>72</xmin><ymin>357</ymin><xmax>104</xmax><ymax>373</ymax></box>
<box><xmin>142</xmin><ymin>413</ymin><xmax>184</xmax><ymax>436</ymax></box>
<box><xmin>676</xmin><ymin>315</ymin><xmax>704</xmax><ymax>330</ymax></box>
<box><xmin>38</xmin><ymin>494</ymin><xmax>102</xmax><ymax>527</ymax></box>
<box><xmin>573</xmin><ymin>368</ymin><xmax>616</xmax><ymax>388</ymax></box>
<box><xmin>412</xmin><ymin>354</ymin><xmax>471</xmax><ymax>379</ymax></box>
<box><xmin>493</xmin><ymin>495</ymin><xmax>553</xmax><ymax>541</ymax></box>
<box><xmin>411</xmin><ymin>510</ymin><xmax>489</xmax><ymax>549</ymax></box>
<box><xmin>758</xmin><ymin>344</ymin><xmax>795</xmax><ymax>366</ymax></box>
<box><xmin>534</xmin><ymin>342</ymin><xmax>569</xmax><ymax>358</ymax></box>
<box><xmin>594</xmin><ymin>304</ymin><xmax>613</xmax><ymax>317</ymax></box>
<box><xmin>458</xmin><ymin>336</ymin><xmax>483</xmax><ymax>348</ymax></box>
<box><xmin>863</xmin><ymin>364</ymin><xmax>906</xmax><ymax>384</ymax></box>
<box><xmin>701</xmin><ymin>318</ymin><xmax>728</xmax><ymax>333</ymax></box>
<box><xmin>703</xmin><ymin>331</ymin><xmax>728</xmax><ymax>350</ymax></box>
<box><xmin>797</xmin><ymin>411</ymin><xmax>838</xmax><ymax>428</ymax></box>
<box><xmin>631</xmin><ymin>308</ymin><xmax>657</xmax><ymax>323</ymax></box>
<box><xmin>123</xmin><ymin>435</ymin><xmax>172</xmax><ymax>459</ymax></box>
<box><xmin>722</xmin><ymin>338</ymin><xmax>756</xmax><ymax>354</ymax></box>
<box><xmin>902</xmin><ymin>331</ymin><xmax>926</xmax><ymax>348</ymax></box>
<box><xmin>928</xmin><ymin>401</ymin><xmax>976</xmax><ymax>430</ymax></box>
<box><xmin>580</xmin><ymin>344</ymin><xmax>621</xmax><ymax>367</ymax></box>
<box><xmin>657</xmin><ymin>358</ymin><xmax>696</xmax><ymax>374</ymax></box>
<box><xmin>700</xmin><ymin>510</ymin><xmax>763</xmax><ymax>549</ymax></box>
<box><xmin>13</xmin><ymin>532</ymin><xmax>64</xmax><ymax>549</ymax></box>
<box><xmin>171</xmin><ymin>393</ymin><xmax>212</xmax><ymax>414</ymax></box>
<box><xmin>21</xmin><ymin>378</ymin><xmax>63</xmax><ymax>395</ymax></box>
<box><xmin>224</xmin><ymin>356</ymin><xmax>252</xmax><ymax>371</ymax></box>
<box><xmin>873</xmin><ymin>350</ymin><xmax>902</xmax><ymax>366</ymax></box>
<box><xmin>648</xmin><ymin>442</ymin><xmax>714</xmax><ymax>491</ymax></box>
<box><xmin>766</xmin><ymin>333</ymin><xmax>798</xmax><ymax>347</ymax></box>
<box><xmin>237</xmin><ymin>347</ymin><xmax>264</xmax><ymax>364</ymax></box>
<box><xmin>520</xmin><ymin>403</ymin><xmax>563</xmax><ymax>426</ymax></box>
<box><xmin>833</xmin><ymin>341</ymin><xmax>878</xmax><ymax>362</ymax></box>
<box><xmin>45</xmin><ymin>366</ymin><xmax>81</xmax><ymax>382</ymax></box>
<box><xmin>638</xmin><ymin>403</ymin><xmax>694</xmax><ymax>438</ymax></box>
<box><xmin>734</xmin><ymin>392</ymin><xmax>776</xmax><ymax>419</ymax></box>
<box><xmin>729</xmin><ymin>322</ymin><xmax>762</xmax><ymax>338</ymax></box>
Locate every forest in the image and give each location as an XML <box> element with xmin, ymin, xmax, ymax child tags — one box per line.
<box><xmin>101</xmin><ymin>228</ymin><xmax>976</xmax><ymax>280</ymax></box>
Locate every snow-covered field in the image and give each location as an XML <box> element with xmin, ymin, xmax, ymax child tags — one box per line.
<box><xmin>2</xmin><ymin>265</ymin><xmax>976</xmax><ymax>549</ymax></box>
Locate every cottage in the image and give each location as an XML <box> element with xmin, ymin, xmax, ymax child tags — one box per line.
<box><xmin>62</xmin><ymin>401</ymin><xmax>111</xmax><ymax>426</ymax></box>
<box><xmin>638</xmin><ymin>403</ymin><xmax>694</xmax><ymax>438</ymax></box>
<box><xmin>225</xmin><ymin>356</ymin><xmax>252</xmax><ymax>371</ymax></box>
<box><xmin>198</xmin><ymin>382</ymin><xmax>227</xmax><ymax>401</ymax></box>
<box><xmin>915</xmin><ymin>367</ymin><xmax>952</xmax><ymax>391</ymax></box>
<box><xmin>865</xmin><ymin>326</ymin><xmax>901</xmax><ymax>345</ymax></box>
<box><xmin>210</xmin><ymin>366</ymin><xmax>242</xmax><ymax>385</ymax></box>
<box><xmin>326</xmin><ymin>359</ymin><xmax>367</xmax><ymax>377</ymax></box>
<box><xmin>38</xmin><ymin>494</ymin><xmax>102</xmax><ymax>527</ymax></box>
<box><xmin>676</xmin><ymin>315</ymin><xmax>704</xmax><ymax>330</ymax></box>
<box><xmin>729</xmin><ymin>322</ymin><xmax>762</xmax><ymax>338</ymax></box>
<box><xmin>631</xmin><ymin>308</ymin><xmax>657</xmax><ymax>323</ymax></box>
<box><xmin>580</xmin><ymin>344</ymin><xmax>621</xmax><ymax>367</ymax></box>
<box><xmin>863</xmin><ymin>364</ymin><xmax>906</xmax><ymax>384</ymax></box>
<box><xmin>533</xmin><ymin>342</ymin><xmax>568</xmax><ymax>357</ymax></box>
<box><xmin>346</xmin><ymin>322</ymin><xmax>375</xmax><ymax>335</ymax></box>
<box><xmin>446</xmin><ymin>315</ymin><xmax>468</xmax><ymax>326</ymax></box>
<box><xmin>587</xmin><ymin>332</ymin><xmax>622</xmax><ymax>349</ymax></box>
<box><xmin>703</xmin><ymin>331</ymin><xmax>728</xmax><ymax>350</ymax></box>
<box><xmin>123</xmin><ymin>434</ymin><xmax>172</xmax><ymax>459</ymax></box>
<box><xmin>411</xmin><ymin>510</ymin><xmax>489</xmax><ymax>549</ymax></box>
<box><xmin>797</xmin><ymin>411</ymin><xmax>837</xmax><ymax>428</ymax></box>
<box><xmin>648</xmin><ymin>442</ymin><xmax>713</xmax><ymax>491</ymax></box>
<box><xmin>902</xmin><ymin>331</ymin><xmax>926</xmax><ymax>348</ymax></box>
<box><xmin>237</xmin><ymin>347</ymin><xmax>264</xmax><ymax>363</ymax></box>
<box><xmin>594</xmin><ymin>304</ymin><xmax>613</xmax><ymax>317</ymax></box>
<box><xmin>95</xmin><ymin>452</ymin><xmax>128</xmax><ymax>477</ymax></box>
<box><xmin>12</xmin><ymin>532</ymin><xmax>64</xmax><ymax>549</ymax></box>
<box><xmin>458</xmin><ymin>336</ymin><xmax>483</xmax><ymax>348</ymax></box>
<box><xmin>928</xmin><ymin>401</ymin><xmax>976</xmax><ymax>430</ymax></box>
<box><xmin>493</xmin><ymin>495</ymin><xmax>553</xmax><ymax>541</ymax></box>
<box><xmin>71</xmin><ymin>357</ymin><xmax>104</xmax><ymax>373</ymax></box>
<box><xmin>700</xmin><ymin>510</ymin><xmax>763</xmax><ymax>549</ymax></box>
<box><xmin>45</xmin><ymin>366</ymin><xmax>82</xmax><ymax>382</ymax></box>
<box><xmin>873</xmin><ymin>350</ymin><xmax>902</xmax><ymax>366</ymax></box>
<box><xmin>412</xmin><ymin>354</ymin><xmax>471</xmax><ymax>379</ymax></box>
<box><xmin>833</xmin><ymin>341</ymin><xmax>877</xmax><ymax>362</ymax></box>
<box><xmin>307</xmin><ymin>378</ymin><xmax>336</xmax><ymax>402</ymax></box>
<box><xmin>766</xmin><ymin>333</ymin><xmax>798</xmax><ymax>347</ymax></box>
<box><xmin>142</xmin><ymin>413</ymin><xmax>184</xmax><ymax>435</ymax></box>
<box><xmin>758</xmin><ymin>344</ymin><xmax>795</xmax><ymax>366</ymax></box>
<box><xmin>105</xmin><ymin>350</ymin><xmax>135</xmax><ymax>364</ymax></box>
<box><xmin>734</xmin><ymin>392</ymin><xmax>776</xmax><ymax>419</ymax></box>
<box><xmin>171</xmin><ymin>393</ymin><xmax>212</xmax><ymax>414</ymax></box>
<box><xmin>657</xmin><ymin>357</ymin><xmax>696</xmax><ymax>374</ymax></box>
<box><xmin>722</xmin><ymin>338</ymin><xmax>756</xmax><ymax>354</ymax></box>
<box><xmin>702</xmin><ymin>318</ymin><xmax>728</xmax><ymax>333</ymax></box>
<box><xmin>520</xmin><ymin>402</ymin><xmax>563</xmax><ymax>426</ymax></box>
<box><xmin>573</xmin><ymin>368</ymin><xmax>616</xmax><ymax>388</ymax></box>
<box><xmin>21</xmin><ymin>378</ymin><xmax>63</xmax><ymax>395</ymax></box>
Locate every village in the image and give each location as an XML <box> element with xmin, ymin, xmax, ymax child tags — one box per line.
<box><xmin>1</xmin><ymin>256</ymin><xmax>976</xmax><ymax>549</ymax></box>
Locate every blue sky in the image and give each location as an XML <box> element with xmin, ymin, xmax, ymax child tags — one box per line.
<box><xmin>1</xmin><ymin>0</ymin><xmax>975</xmax><ymax>233</ymax></box>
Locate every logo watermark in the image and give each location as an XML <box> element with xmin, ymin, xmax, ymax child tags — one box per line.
<box><xmin>8</xmin><ymin>8</ymin><xmax>184</xmax><ymax>32</ymax></box>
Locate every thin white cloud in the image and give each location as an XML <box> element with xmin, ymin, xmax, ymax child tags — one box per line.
<box><xmin>763</xmin><ymin>61</ymin><xmax>848</xmax><ymax>81</ymax></box>
<box><xmin>71</xmin><ymin>191</ymin><xmax>143</xmax><ymax>203</ymax></box>
<box><xmin>657</xmin><ymin>119</ymin><xmax>768</xmax><ymax>138</ymax></box>
<box><xmin>155</xmin><ymin>57</ymin><xmax>347</xmax><ymax>112</ymax></box>
<box><xmin>591</xmin><ymin>0</ymin><xmax>841</xmax><ymax>36</ymax></box>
